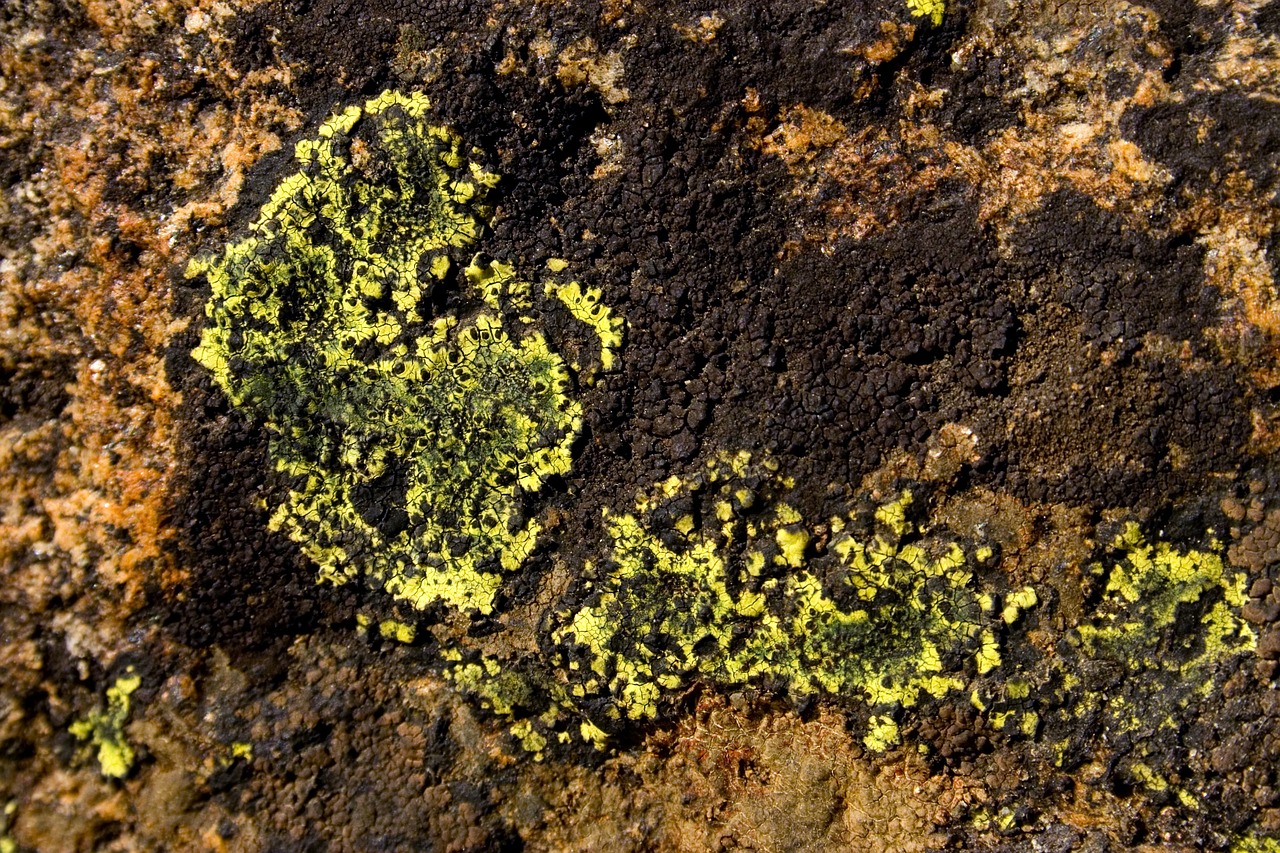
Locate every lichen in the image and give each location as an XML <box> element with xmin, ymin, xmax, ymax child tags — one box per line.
<box><xmin>69</xmin><ymin>668</ymin><xmax>141</xmax><ymax>779</ymax></box>
<box><xmin>906</xmin><ymin>0</ymin><xmax>945</xmax><ymax>26</ymax></box>
<box><xmin>864</xmin><ymin>715</ymin><xmax>901</xmax><ymax>752</ymax></box>
<box><xmin>378</xmin><ymin>618</ymin><xmax>417</xmax><ymax>644</ymax></box>
<box><xmin>1042</xmin><ymin>523</ymin><xmax>1256</xmax><ymax>793</ymax></box>
<box><xmin>186</xmin><ymin>90</ymin><xmax>618</xmax><ymax>615</ymax></box>
<box><xmin>549</xmin><ymin>453</ymin><xmax>1012</xmax><ymax>745</ymax></box>
<box><xmin>543</xmin><ymin>279</ymin><xmax>624</xmax><ymax>372</ymax></box>
<box><xmin>1077</xmin><ymin>522</ymin><xmax>1254</xmax><ymax>674</ymax></box>
<box><xmin>509</xmin><ymin>719</ymin><xmax>548</xmax><ymax>758</ymax></box>
<box><xmin>0</xmin><ymin>801</ymin><xmax>15</xmax><ymax>853</ymax></box>
<box><xmin>444</xmin><ymin>655</ymin><xmax>535</xmax><ymax>719</ymax></box>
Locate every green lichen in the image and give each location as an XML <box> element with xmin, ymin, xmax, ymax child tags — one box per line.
<box><xmin>971</xmin><ymin>807</ymin><xmax>1022</xmax><ymax>833</ymax></box>
<box><xmin>444</xmin><ymin>654</ymin><xmax>535</xmax><ymax>719</ymax></box>
<box><xmin>69</xmin><ymin>669</ymin><xmax>141</xmax><ymax>779</ymax></box>
<box><xmin>550</xmin><ymin>453</ymin><xmax>1010</xmax><ymax>744</ymax></box>
<box><xmin>543</xmin><ymin>280</ymin><xmax>624</xmax><ymax>372</ymax></box>
<box><xmin>181</xmin><ymin>88</ymin><xmax>1260</xmax><ymax>795</ymax></box>
<box><xmin>509</xmin><ymin>719</ymin><xmax>548</xmax><ymax>758</ymax></box>
<box><xmin>187</xmin><ymin>90</ymin><xmax>619</xmax><ymax>615</ymax></box>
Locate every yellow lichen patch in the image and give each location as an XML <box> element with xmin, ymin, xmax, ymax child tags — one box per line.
<box><xmin>552</xmin><ymin>456</ymin><xmax>1008</xmax><ymax>743</ymax></box>
<box><xmin>0</xmin><ymin>801</ymin><xmax>15</xmax><ymax>853</ymax></box>
<box><xmin>864</xmin><ymin>715</ymin><xmax>901</xmax><ymax>752</ymax></box>
<box><xmin>510</xmin><ymin>719</ymin><xmax>547</xmax><ymax>758</ymax></box>
<box><xmin>465</xmin><ymin>256</ymin><xmax>531</xmax><ymax>311</ymax></box>
<box><xmin>445</xmin><ymin>656</ymin><xmax>535</xmax><ymax>722</ymax></box>
<box><xmin>579</xmin><ymin>719</ymin><xmax>609</xmax><ymax>750</ymax></box>
<box><xmin>1128</xmin><ymin>761</ymin><xmax>1168</xmax><ymax>792</ymax></box>
<box><xmin>69</xmin><ymin>669</ymin><xmax>141</xmax><ymax>779</ymax></box>
<box><xmin>906</xmin><ymin>0</ymin><xmax>944</xmax><ymax>27</ymax></box>
<box><xmin>1043</xmin><ymin>523</ymin><xmax>1258</xmax><ymax>797</ymax></box>
<box><xmin>1001</xmin><ymin>587</ymin><xmax>1038</xmax><ymax>624</ymax></box>
<box><xmin>775</xmin><ymin>526</ymin><xmax>809</xmax><ymax>567</ymax></box>
<box><xmin>544</xmin><ymin>280</ymin><xmax>625</xmax><ymax>372</ymax></box>
<box><xmin>1233</xmin><ymin>836</ymin><xmax>1280</xmax><ymax>853</ymax></box>
<box><xmin>975</xmin><ymin>630</ymin><xmax>1001</xmax><ymax>675</ymax></box>
<box><xmin>1078</xmin><ymin>522</ymin><xmax>1254</xmax><ymax>672</ymax></box>
<box><xmin>379</xmin><ymin>619</ymin><xmax>417</xmax><ymax>644</ymax></box>
<box><xmin>874</xmin><ymin>490</ymin><xmax>914</xmax><ymax>537</ymax></box>
<box><xmin>187</xmin><ymin>91</ymin><xmax>619</xmax><ymax>616</ymax></box>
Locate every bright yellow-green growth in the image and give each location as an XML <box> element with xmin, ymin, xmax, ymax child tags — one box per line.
<box><xmin>187</xmin><ymin>91</ymin><xmax>617</xmax><ymax>615</ymax></box>
<box><xmin>445</xmin><ymin>656</ymin><xmax>536</xmax><ymax>718</ymax></box>
<box><xmin>1078</xmin><ymin>522</ymin><xmax>1254</xmax><ymax>674</ymax></box>
<box><xmin>379</xmin><ymin>619</ymin><xmax>417</xmax><ymax>644</ymax></box>
<box><xmin>1233</xmin><ymin>836</ymin><xmax>1280</xmax><ymax>853</ymax></box>
<box><xmin>1</xmin><ymin>801</ymin><xmax>16</xmax><ymax>853</ymax></box>
<box><xmin>551</xmin><ymin>455</ymin><xmax>1002</xmax><ymax>740</ymax></box>
<box><xmin>864</xmin><ymin>715</ymin><xmax>901</xmax><ymax>752</ymax></box>
<box><xmin>544</xmin><ymin>280</ymin><xmax>624</xmax><ymax>372</ymax></box>
<box><xmin>510</xmin><ymin>719</ymin><xmax>548</xmax><ymax>758</ymax></box>
<box><xmin>1002</xmin><ymin>587</ymin><xmax>1037</xmax><ymax>625</ymax></box>
<box><xmin>1054</xmin><ymin>523</ymin><xmax>1255</xmax><ymax>795</ymax></box>
<box><xmin>907</xmin><ymin>0</ymin><xmax>945</xmax><ymax>26</ymax></box>
<box><xmin>70</xmin><ymin>669</ymin><xmax>141</xmax><ymax>779</ymax></box>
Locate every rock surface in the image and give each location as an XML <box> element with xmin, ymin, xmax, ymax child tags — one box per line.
<box><xmin>3</xmin><ymin>0</ymin><xmax>1280</xmax><ymax>850</ymax></box>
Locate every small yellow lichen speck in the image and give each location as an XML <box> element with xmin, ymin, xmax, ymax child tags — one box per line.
<box><xmin>863</xmin><ymin>715</ymin><xmax>901</xmax><ymax>752</ymax></box>
<box><xmin>1231</xmin><ymin>835</ymin><xmax>1280</xmax><ymax>853</ymax></box>
<box><xmin>69</xmin><ymin>669</ymin><xmax>141</xmax><ymax>779</ymax></box>
<box><xmin>1</xmin><ymin>800</ymin><xmax>16</xmax><ymax>853</ymax></box>
<box><xmin>906</xmin><ymin>0</ymin><xmax>945</xmax><ymax>26</ymax></box>
<box><xmin>510</xmin><ymin>719</ymin><xmax>548</xmax><ymax>757</ymax></box>
<box><xmin>1001</xmin><ymin>587</ymin><xmax>1037</xmax><ymax>624</ymax></box>
<box><xmin>379</xmin><ymin>619</ymin><xmax>417</xmax><ymax>644</ymax></box>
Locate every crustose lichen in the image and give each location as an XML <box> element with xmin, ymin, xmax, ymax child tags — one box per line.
<box><xmin>69</xmin><ymin>669</ymin><xmax>141</xmax><ymax>779</ymax></box>
<box><xmin>187</xmin><ymin>90</ymin><xmax>621</xmax><ymax>615</ymax></box>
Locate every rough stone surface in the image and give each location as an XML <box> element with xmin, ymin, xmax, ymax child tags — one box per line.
<box><xmin>3</xmin><ymin>0</ymin><xmax>1280</xmax><ymax>850</ymax></box>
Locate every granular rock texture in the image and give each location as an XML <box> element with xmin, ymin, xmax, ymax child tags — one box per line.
<box><xmin>3</xmin><ymin>0</ymin><xmax>1280</xmax><ymax>850</ymax></box>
